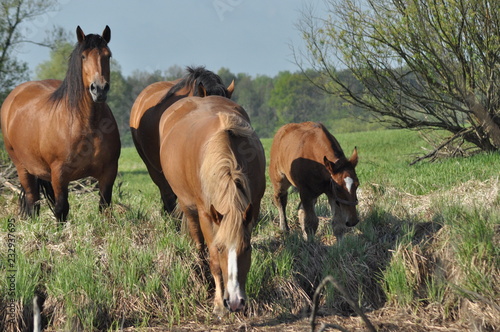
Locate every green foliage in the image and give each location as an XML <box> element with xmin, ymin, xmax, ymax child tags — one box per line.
<box><xmin>441</xmin><ymin>206</ymin><xmax>499</xmax><ymax>298</ymax></box>
<box><xmin>34</xmin><ymin>41</ymin><xmax>73</xmax><ymax>80</ymax></box>
<box><xmin>0</xmin><ymin>0</ymin><xmax>57</xmax><ymax>102</ymax></box>
<box><xmin>299</xmin><ymin>0</ymin><xmax>500</xmax><ymax>151</ymax></box>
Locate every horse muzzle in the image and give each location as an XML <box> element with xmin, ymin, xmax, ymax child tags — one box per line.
<box><xmin>346</xmin><ymin>216</ymin><xmax>360</xmax><ymax>227</ymax></box>
<box><xmin>90</xmin><ymin>82</ymin><xmax>110</xmax><ymax>102</ymax></box>
<box><xmin>223</xmin><ymin>296</ymin><xmax>246</xmax><ymax>312</ymax></box>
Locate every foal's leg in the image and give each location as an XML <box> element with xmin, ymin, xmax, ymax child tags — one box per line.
<box><xmin>298</xmin><ymin>192</ymin><xmax>319</xmax><ymax>240</ymax></box>
<box><xmin>271</xmin><ymin>176</ymin><xmax>291</xmax><ymax>232</ymax></box>
<box><xmin>16</xmin><ymin>168</ymin><xmax>41</xmax><ymax>218</ymax></box>
<box><xmin>328</xmin><ymin>195</ymin><xmax>347</xmax><ymax>240</ymax></box>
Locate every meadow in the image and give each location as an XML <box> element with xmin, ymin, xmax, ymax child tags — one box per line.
<box><xmin>0</xmin><ymin>129</ymin><xmax>499</xmax><ymax>331</ymax></box>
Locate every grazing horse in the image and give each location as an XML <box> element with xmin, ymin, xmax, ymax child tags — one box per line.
<box><xmin>159</xmin><ymin>96</ymin><xmax>265</xmax><ymax>315</ymax></box>
<box><xmin>129</xmin><ymin>67</ymin><xmax>234</xmax><ymax>213</ymax></box>
<box><xmin>0</xmin><ymin>26</ymin><xmax>120</xmax><ymax>221</ymax></box>
<box><xmin>269</xmin><ymin>122</ymin><xmax>359</xmax><ymax>240</ymax></box>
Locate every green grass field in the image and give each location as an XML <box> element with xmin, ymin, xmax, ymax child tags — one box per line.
<box><xmin>1</xmin><ymin>129</ymin><xmax>499</xmax><ymax>331</ymax></box>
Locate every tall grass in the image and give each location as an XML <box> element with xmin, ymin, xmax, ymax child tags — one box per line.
<box><xmin>1</xmin><ymin>129</ymin><xmax>499</xmax><ymax>331</ymax></box>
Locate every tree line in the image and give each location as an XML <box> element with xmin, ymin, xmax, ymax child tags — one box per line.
<box><xmin>32</xmin><ymin>40</ymin><xmax>382</xmax><ymax>145</ymax></box>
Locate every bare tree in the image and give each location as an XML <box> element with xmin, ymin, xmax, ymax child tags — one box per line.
<box><xmin>0</xmin><ymin>0</ymin><xmax>57</xmax><ymax>101</ymax></box>
<box><xmin>296</xmin><ymin>0</ymin><xmax>500</xmax><ymax>153</ymax></box>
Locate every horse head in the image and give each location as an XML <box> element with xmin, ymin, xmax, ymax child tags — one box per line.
<box><xmin>210</xmin><ymin>203</ymin><xmax>253</xmax><ymax>313</ymax></box>
<box><xmin>324</xmin><ymin>147</ymin><xmax>359</xmax><ymax>227</ymax></box>
<box><xmin>76</xmin><ymin>25</ymin><xmax>112</xmax><ymax>103</ymax></box>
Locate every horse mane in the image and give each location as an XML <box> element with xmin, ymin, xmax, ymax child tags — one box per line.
<box><xmin>50</xmin><ymin>34</ymin><xmax>110</xmax><ymax>109</ymax></box>
<box><xmin>160</xmin><ymin>66</ymin><xmax>230</xmax><ymax>103</ymax></box>
<box><xmin>200</xmin><ymin>112</ymin><xmax>254</xmax><ymax>250</ymax></box>
<box><xmin>316</xmin><ymin>122</ymin><xmax>347</xmax><ymax>160</ymax></box>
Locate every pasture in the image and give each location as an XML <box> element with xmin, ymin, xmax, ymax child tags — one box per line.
<box><xmin>0</xmin><ymin>129</ymin><xmax>499</xmax><ymax>331</ymax></box>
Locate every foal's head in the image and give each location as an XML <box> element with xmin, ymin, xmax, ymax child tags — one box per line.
<box><xmin>324</xmin><ymin>147</ymin><xmax>360</xmax><ymax>228</ymax></box>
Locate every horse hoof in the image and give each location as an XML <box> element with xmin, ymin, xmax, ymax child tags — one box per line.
<box><xmin>212</xmin><ymin>304</ymin><xmax>227</xmax><ymax>319</ymax></box>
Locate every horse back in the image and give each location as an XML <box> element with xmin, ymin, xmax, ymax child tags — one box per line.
<box><xmin>159</xmin><ymin>96</ymin><xmax>263</xmax><ymax>208</ymax></box>
<box><xmin>1</xmin><ymin>80</ymin><xmax>60</xmax><ymax>132</ymax></box>
<box><xmin>270</xmin><ymin>122</ymin><xmax>343</xmax><ymax>190</ymax></box>
<box><xmin>129</xmin><ymin>80</ymin><xmax>178</xmax><ymax>129</ymax></box>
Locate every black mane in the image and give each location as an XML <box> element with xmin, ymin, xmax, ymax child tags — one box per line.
<box><xmin>160</xmin><ymin>66</ymin><xmax>230</xmax><ymax>103</ymax></box>
<box><xmin>318</xmin><ymin>122</ymin><xmax>347</xmax><ymax>160</ymax></box>
<box><xmin>50</xmin><ymin>34</ymin><xmax>110</xmax><ymax>109</ymax></box>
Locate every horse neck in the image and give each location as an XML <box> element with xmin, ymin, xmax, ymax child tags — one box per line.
<box><xmin>67</xmin><ymin>96</ymin><xmax>107</xmax><ymax>130</ymax></box>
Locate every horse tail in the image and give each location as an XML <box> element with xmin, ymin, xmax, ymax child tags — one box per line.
<box><xmin>18</xmin><ymin>187</ymin><xmax>31</xmax><ymax>218</ymax></box>
<box><xmin>17</xmin><ymin>178</ymin><xmax>55</xmax><ymax>217</ymax></box>
<box><xmin>38</xmin><ymin>178</ymin><xmax>56</xmax><ymax>214</ymax></box>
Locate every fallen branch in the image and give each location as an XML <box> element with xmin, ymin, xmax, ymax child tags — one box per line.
<box><xmin>310</xmin><ymin>275</ymin><xmax>377</xmax><ymax>332</ymax></box>
<box><xmin>410</xmin><ymin>128</ymin><xmax>474</xmax><ymax>165</ymax></box>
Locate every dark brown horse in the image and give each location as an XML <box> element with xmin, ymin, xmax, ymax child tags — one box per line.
<box><xmin>159</xmin><ymin>96</ymin><xmax>265</xmax><ymax>315</ymax></box>
<box><xmin>269</xmin><ymin>122</ymin><xmax>359</xmax><ymax>240</ymax></box>
<box><xmin>129</xmin><ymin>67</ymin><xmax>234</xmax><ymax>213</ymax></box>
<box><xmin>1</xmin><ymin>26</ymin><xmax>120</xmax><ymax>221</ymax></box>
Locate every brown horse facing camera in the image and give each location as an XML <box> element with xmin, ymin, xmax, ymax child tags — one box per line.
<box><xmin>0</xmin><ymin>26</ymin><xmax>120</xmax><ymax>222</ymax></box>
<box><xmin>129</xmin><ymin>67</ymin><xmax>234</xmax><ymax>213</ymax></box>
<box><xmin>159</xmin><ymin>96</ymin><xmax>266</xmax><ymax>316</ymax></box>
<box><xmin>269</xmin><ymin>122</ymin><xmax>359</xmax><ymax>240</ymax></box>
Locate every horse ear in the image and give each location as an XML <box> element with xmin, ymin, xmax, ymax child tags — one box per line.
<box><xmin>349</xmin><ymin>147</ymin><xmax>358</xmax><ymax>167</ymax></box>
<box><xmin>197</xmin><ymin>82</ymin><xmax>207</xmax><ymax>97</ymax></box>
<box><xmin>226</xmin><ymin>80</ymin><xmax>235</xmax><ymax>98</ymax></box>
<box><xmin>323</xmin><ymin>156</ymin><xmax>336</xmax><ymax>174</ymax></box>
<box><xmin>76</xmin><ymin>26</ymin><xmax>85</xmax><ymax>43</ymax></box>
<box><xmin>243</xmin><ymin>204</ymin><xmax>253</xmax><ymax>227</ymax></box>
<box><xmin>210</xmin><ymin>204</ymin><xmax>223</xmax><ymax>225</ymax></box>
<box><xmin>102</xmin><ymin>25</ymin><xmax>111</xmax><ymax>43</ymax></box>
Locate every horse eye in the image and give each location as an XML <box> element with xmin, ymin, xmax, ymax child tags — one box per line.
<box><xmin>81</xmin><ymin>54</ymin><xmax>86</xmax><ymax>60</ymax></box>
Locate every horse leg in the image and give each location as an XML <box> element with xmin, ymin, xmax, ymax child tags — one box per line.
<box><xmin>16</xmin><ymin>168</ymin><xmax>41</xmax><ymax>218</ymax></box>
<box><xmin>328</xmin><ymin>195</ymin><xmax>347</xmax><ymax>240</ymax></box>
<box><xmin>149</xmin><ymin>167</ymin><xmax>177</xmax><ymax>214</ymax></box>
<box><xmin>50</xmin><ymin>172</ymin><xmax>69</xmax><ymax>222</ymax></box>
<box><xmin>298</xmin><ymin>193</ymin><xmax>319</xmax><ymax>241</ymax></box>
<box><xmin>97</xmin><ymin>165</ymin><xmax>118</xmax><ymax>213</ymax></box>
<box><xmin>272</xmin><ymin>177</ymin><xmax>291</xmax><ymax>232</ymax></box>
<box><xmin>196</xmin><ymin>209</ymin><xmax>226</xmax><ymax>316</ymax></box>
<box><xmin>159</xmin><ymin>179</ymin><xmax>177</xmax><ymax>214</ymax></box>
<box><xmin>209</xmin><ymin>248</ymin><xmax>225</xmax><ymax>317</ymax></box>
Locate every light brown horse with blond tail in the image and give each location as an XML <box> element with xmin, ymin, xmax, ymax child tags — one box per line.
<box><xmin>269</xmin><ymin>122</ymin><xmax>359</xmax><ymax>240</ymax></box>
<box><xmin>159</xmin><ymin>96</ymin><xmax>265</xmax><ymax>315</ymax></box>
<box><xmin>1</xmin><ymin>26</ymin><xmax>120</xmax><ymax>222</ymax></box>
<box><xmin>130</xmin><ymin>67</ymin><xmax>234</xmax><ymax>213</ymax></box>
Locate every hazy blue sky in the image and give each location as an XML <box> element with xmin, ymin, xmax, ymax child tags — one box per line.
<box><xmin>15</xmin><ymin>0</ymin><xmax>320</xmax><ymax>78</ymax></box>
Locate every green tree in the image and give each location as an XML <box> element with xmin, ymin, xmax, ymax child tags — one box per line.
<box><xmin>269</xmin><ymin>71</ymin><xmax>327</xmax><ymax>129</ymax></box>
<box><xmin>0</xmin><ymin>0</ymin><xmax>57</xmax><ymax>102</ymax></box>
<box><xmin>35</xmin><ymin>41</ymin><xmax>72</xmax><ymax>80</ymax></box>
<box><xmin>217</xmin><ymin>67</ymin><xmax>237</xmax><ymax>88</ymax></box>
<box><xmin>297</xmin><ymin>0</ymin><xmax>500</xmax><ymax>153</ymax></box>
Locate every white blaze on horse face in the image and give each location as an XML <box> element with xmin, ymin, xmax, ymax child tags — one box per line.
<box><xmin>226</xmin><ymin>246</ymin><xmax>244</xmax><ymax>311</ymax></box>
<box><xmin>345</xmin><ymin>177</ymin><xmax>354</xmax><ymax>194</ymax></box>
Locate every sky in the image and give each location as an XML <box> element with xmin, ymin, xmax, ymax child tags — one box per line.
<box><xmin>15</xmin><ymin>0</ymin><xmax>320</xmax><ymax>78</ymax></box>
